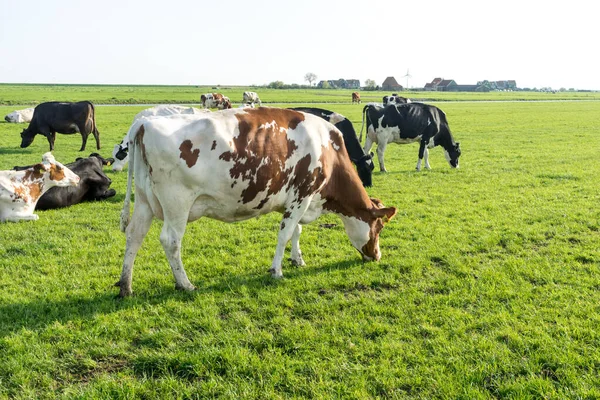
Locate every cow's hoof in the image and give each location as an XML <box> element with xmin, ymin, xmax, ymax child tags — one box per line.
<box><xmin>175</xmin><ymin>283</ymin><xmax>197</xmax><ymax>292</ymax></box>
<box><xmin>269</xmin><ymin>268</ymin><xmax>283</xmax><ymax>279</ymax></box>
<box><xmin>289</xmin><ymin>257</ymin><xmax>306</xmax><ymax>267</ymax></box>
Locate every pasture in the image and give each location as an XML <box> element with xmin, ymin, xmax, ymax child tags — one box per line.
<box><xmin>0</xmin><ymin>86</ymin><xmax>599</xmax><ymax>398</ymax></box>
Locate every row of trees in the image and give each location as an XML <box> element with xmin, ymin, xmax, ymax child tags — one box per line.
<box><xmin>266</xmin><ymin>73</ymin><xmax>380</xmax><ymax>90</ymax></box>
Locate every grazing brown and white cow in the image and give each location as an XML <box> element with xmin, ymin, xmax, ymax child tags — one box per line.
<box><xmin>112</xmin><ymin>105</ymin><xmax>210</xmax><ymax>171</ymax></box>
<box><xmin>0</xmin><ymin>152</ymin><xmax>80</xmax><ymax>222</ymax></box>
<box><xmin>200</xmin><ymin>93</ymin><xmax>232</xmax><ymax>109</ymax></box>
<box><xmin>352</xmin><ymin>92</ymin><xmax>361</xmax><ymax>104</ymax></box>
<box><xmin>117</xmin><ymin>108</ymin><xmax>396</xmax><ymax>296</ymax></box>
<box><xmin>4</xmin><ymin>108</ymin><xmax>34</xmax><ymax>123</ymax></box>
<box><xmin>242</xmin><ymin>91</ymin><xmax>262</xmax><ymax>107</ymax></box>
<box><xmin>20</xmin><ymin>101</ymin><xmax>100</xmax><ymax>151</ymax></box>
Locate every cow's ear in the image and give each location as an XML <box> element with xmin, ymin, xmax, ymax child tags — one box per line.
<box><xmin>372</xmin><ymin>207</ymin><xmax>397</xmax><ymax>223</ymax></box>
<box><xmin>33</xmin><ymin>163</ymin><xmax>47</xmax><ymax>174</ymax></box>
<box><xmin>370</xmin><ymin>198</ymin><xmax>396</xmax><ymax>222</ymax></box>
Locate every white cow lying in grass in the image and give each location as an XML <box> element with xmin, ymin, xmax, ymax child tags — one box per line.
<box><xmin>4</xmin><ymin>108</ymin><xmax>34</xmax><ymax>123</ymax></box>
<box><xmin>112</xmin><ymin>105</ymin><xmax>210</xmax><ymax>171</ymax></box>
<box><xmin>0</xmin><ymin>152</ymin><xmax>80</xmax><ymax>222</ymax></box>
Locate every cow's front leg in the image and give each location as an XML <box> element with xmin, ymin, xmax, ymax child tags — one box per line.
<box><xmin>44</xmin><ymin>132</ymin><xmax>55</xmax><ymax>151</ymax></box>
<box><xmin>270</xmin><ymin>201</ymin><xmax>310</xmax><ymax>278</ymax></box>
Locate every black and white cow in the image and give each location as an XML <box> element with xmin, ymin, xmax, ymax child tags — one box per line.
<box><xmin>290</xmin><ymin>107</ymin><xmax>374</xmax><ymax>187</ymax></box>
<box><xmin>383</xmin><ymin>94</ymin><xmax>411</xmax><ymax>106</ymax></box>
<box><xmin>19</xmin><ymin>101</ymin><xmax>100</xmax><ymax>151</ymax></box>
<box><xmin>13</xmin><ymin>153</ymin><xmax>116</xmax><ymax>210</ymax></box>
<box><xmin>360</xmin><ymin>103</ymin><xmax>461</xmax><ymax>172</ymax></box>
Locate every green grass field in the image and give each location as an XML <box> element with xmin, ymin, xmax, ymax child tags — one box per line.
<box><xmin>0</xmin><ymin>86</ymin><xmax>599</xmax><ymax>399</ymax></box>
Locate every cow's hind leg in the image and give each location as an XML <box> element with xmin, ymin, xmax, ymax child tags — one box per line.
<box><xmin>160</xmin><ymin>213</ymin><xmax>196</xmax><ymax>292</ymax></box>
<box><xmin>376</xmin><ymin>142</ymin><xmax>388</xmax><ymax>172</ymax></box>
<box><xmin>289</xmin><ymin>224</ymin><xmax>305</xmax><ymax>267</ymax></box>
<box><xmin>91</xmin><ymin>124</ymin><xmax>101</xmax><ymax>150</ymax></box>
<box><xmin>116</xmin><ymin>200</ymin><xmax>153</xmax><ymax>297</ymax></box>
<box><xmin>416</xmin><ymin>141</ymin><xmax>431</xmax><ymax>171</ymax></box>
<box><xmin>270</xmin><ymin>200</ymin><xmax>311</xmax><ymax>278</ymax></box>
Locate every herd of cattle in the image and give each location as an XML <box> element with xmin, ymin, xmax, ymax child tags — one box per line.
<box><xmin>1</xmin><ymin>91</ymin><xmax>461</xmax><ymax>295</ymax></box>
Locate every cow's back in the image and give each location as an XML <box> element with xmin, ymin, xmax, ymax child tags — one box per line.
<box><xmin>129</xmin><ymin>109</ymin><xmax>341</xmax><ymax>222</ymax></box>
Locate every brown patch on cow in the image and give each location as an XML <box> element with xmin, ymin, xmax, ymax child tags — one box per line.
<box><xmin>135</xmin><ymin>125</ymin><xmax>152</xmax><ymax>175</ymax></box>
<box><xmin>320</xmin><ymin>129</ymin><xmax>374</xmax><ymax>221</ymax></box>
<box><xmin>218</xmin><ymin>108</ymin><xmax>306</xmax><ymax>207</ymax></box>
<box><xmin>291</xmin><ymin>153</ymin><xmax>324</xmax><ymax>203</ymax></box>
<box><xmin>211</xmin><ymin>140</ymin><xmax>217</xmax><ymax>150</ymax></box>
<box><xmin>48</xmin><ymin>164</ymin><xmax>65</xmax><ymax>182</ymax></box>
<box><xmin>179</xmin><ymin>139</ymin><xmax>200</xmax><ymax>168</ymax></box>
<box><xmin>22</xmin><ymin>164</ymin><xmax>45</xmax><ymax>182</ymax></box>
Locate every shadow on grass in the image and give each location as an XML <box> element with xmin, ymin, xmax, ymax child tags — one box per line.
<box><xmin>0</xmin><ymin>147</ymin><xmax>31</xmax><ymax>155</ymax></box>
<box><xmin>0</xmin><ymin>257</ymin><xmax>361</xmax><ymax>338</ymax></box>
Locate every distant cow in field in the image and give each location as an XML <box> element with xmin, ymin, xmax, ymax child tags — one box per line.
<box><xmin>352</xmin><ymin>92</ymin><xmax>361</xmax><ymax>104</ymax></box>
<box><xmin>19</xmin><ymin>101</ymin><xmax>100</xmax><ymax>151</ymax></box>
<box><xmin>0</xmin><ymin>152</ymin><xmax>80</xmax><ymax>222</ymax></box>
<box><xmin>200</xmin><ymin>93</ymin><xmax>231</xmax><ymax>109</ymax></box>
<box><xmin>4</xmin><ymin>108</ymin><xmax>34</xmax><ymax>123</ymax></box>
<box><xmin>243</xmin><ymin>91</ymin><xmax>262</xmax><ymax>107</ymax></box>
<box><xmin>112</xmin><ymin>105</ymin><xmax>210</xmax><ymax>172</ymax></box>
<box><xmin>116</xmin><ymin>108</ymin><xmax>396</xmax><ymax>296</ymax></box>
<box><xmin>383</xmin><ymin>94</ymin><xmax>411</xmax><ymax>106</ymax></box>
<box><xmin>13</xmin><ymin>153</ymin><xmax>116</xmax><ymax>210</ymax></box>
<box><xmin>290</xmin><ymin>107</ymin><xmax>374</xmax><ymax>187</ymax></box>
<box><xmin>360</xmin><ymin>102</ymin><xmax>461</xmax><ymax>172</ymax></box>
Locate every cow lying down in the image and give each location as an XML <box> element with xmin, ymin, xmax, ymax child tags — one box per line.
<box><xmin>4</xmin><ymin>108</ymin><xmax>34</xmax><ymax>123</ymax></box>
<box><xmin>12</xmin><ymin>153</ymin><xmax>116</xmax><ymax>210</ymax></box>
<box><xmin>1</xmin><ymin>153</ymin><xmax>80</xmax><ymax>222</ymax></box>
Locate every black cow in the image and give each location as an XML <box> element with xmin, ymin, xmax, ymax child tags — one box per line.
<box><xmin>20</xmin><ymin>101</ymin><xmax>101</xmax><ymax>151</ymax></box>
<box><xmin>383</xmin><ymin>94</ymin><xmax>411</xmax><ymax>106</ymax></box>
<box><xmin>13</xmin><ymin>153</ymin><xmax>116</xmax><ymax>210</ymax></box>
<box><xmin>290</xmin><ymin>107</ymin><xmax>374</xmax><ymax>187</ymax></box>
<box><xmin>360</xmin><ymin>103</ymin><xmax>461</xmax><ymax>172</ymax></box>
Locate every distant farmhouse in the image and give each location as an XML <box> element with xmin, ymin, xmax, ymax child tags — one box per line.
<box><xmin>317</xmin><ymin>78</ymin><xmax>361</xmax><ymax>89</ymax></box>
<box><xmin>424</xmin><ymin>77</ymin><xmax>518</xmax><ymax>92</ymax></box>
<box><xmin>382</xmin><ymin>76</ymin><xmax>404</xmax><ymax>91</ymax></box>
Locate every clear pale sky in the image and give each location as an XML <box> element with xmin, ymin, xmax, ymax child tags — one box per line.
<box><xmin>0</xmin><ymin>0</ymin><xmax>596</xmax><ymax>90</ymax></box>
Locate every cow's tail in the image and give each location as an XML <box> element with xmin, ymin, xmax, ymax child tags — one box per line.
<box><xmin>120</xmin><ymin>122</ymin><xmax>141</xmax><ymax>233</ymax></box>
<box><xmin>86</xmin><ymin>101</ymin><xmax>101</xmax><ymax>149</ymax></box>
<box><xmin>359</xmin><ymin>105</ymin><xmax>369</xmax><ymax>143</ymax></box>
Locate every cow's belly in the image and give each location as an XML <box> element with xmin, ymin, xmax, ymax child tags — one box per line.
<box><xmin>188</xmin><ymin>188</ymin><xmax>290</xmax><ymax>223</ymax></box>
<box><xmin>372</xmin><ymin>127</ymin><xmax>422</xmax><ymax>145</ymax></box>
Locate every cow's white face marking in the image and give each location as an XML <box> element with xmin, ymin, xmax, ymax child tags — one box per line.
<box><xmin>444</xmin><ymin>149</ymin><xmax>458</xmax><ymax>167</ymax></box>
<box><xmin>339</xmin><ymin>215</ymin><xmax>374</xmax><ymax>259</ymax></box>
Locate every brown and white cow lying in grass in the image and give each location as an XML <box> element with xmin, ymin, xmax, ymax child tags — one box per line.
<box><xmin>0</xmin><ymin>152</ymin><xmax>80</xmax><ymax>222</ymax></box>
